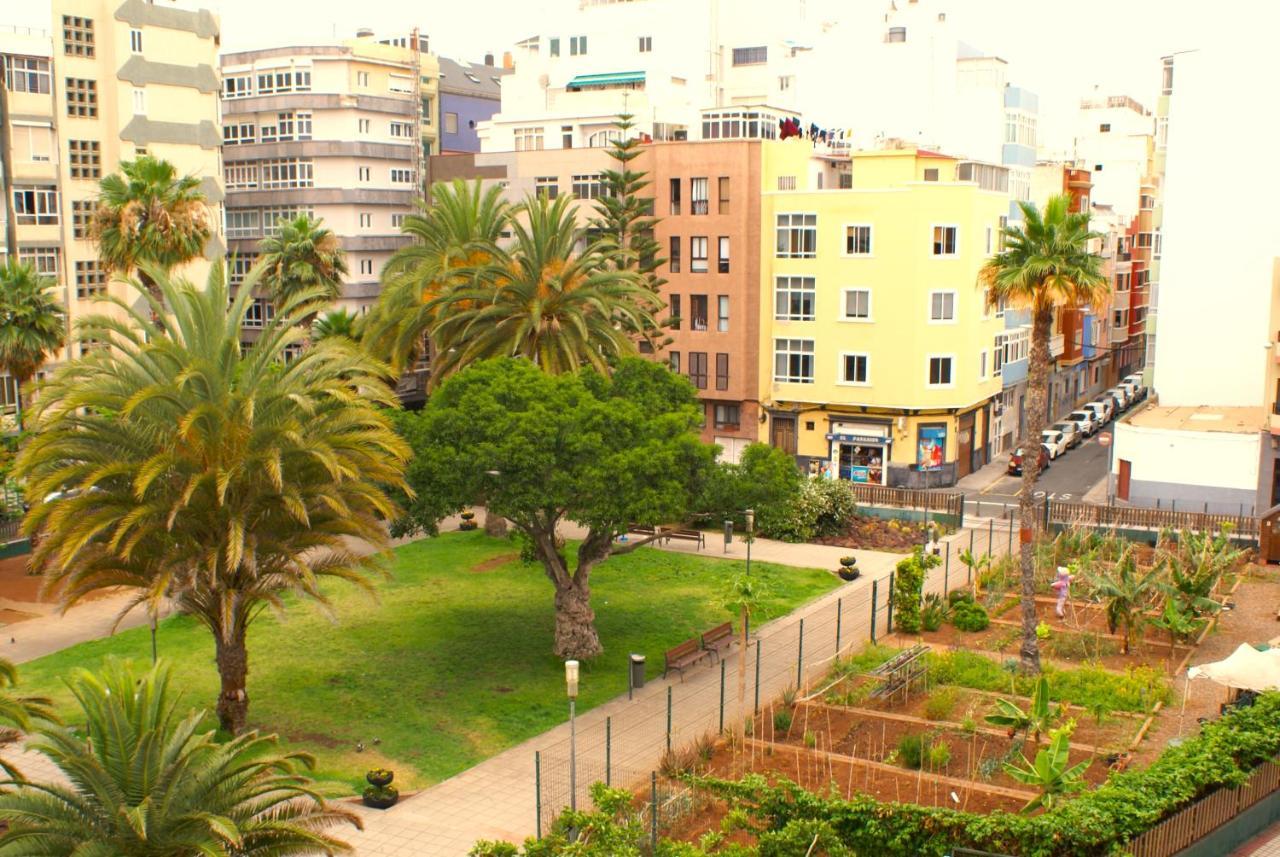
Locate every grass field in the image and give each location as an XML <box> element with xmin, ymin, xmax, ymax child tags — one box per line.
<box><xmin>17</xmin><ymin>531</ymin><xmax>837</xmax><ymax>791</ymax></box>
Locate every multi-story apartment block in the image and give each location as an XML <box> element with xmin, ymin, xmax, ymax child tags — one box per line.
<box><xmin>1072</xmin><ymin>94</ymin><xmax>1152</xmax><ymax>221</ymax></box>
<box><xmin>759</xmin><ymin>144</ymin><xmax>1006</xmax><ymax>486</ymax></box>
<box><xmin>219</xmin><ymin>33</ymin><xmax>436</xmax><ymax>324</ymax></box>
<box><xmin>438</xmin><ymin>55</ymin><xmax>510</xmax><ymax>154</ymax></box>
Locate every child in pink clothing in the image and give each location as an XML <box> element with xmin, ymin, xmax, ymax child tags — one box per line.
<box><xmin>1051</xmin><ymin>566</ymin><xmax>1074</xmax><ymax>618</ymax></box>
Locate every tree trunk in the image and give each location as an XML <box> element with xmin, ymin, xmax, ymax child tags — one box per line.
<box><xmin>483</xmin><ymin>507</ymin><xmax>508</xmax><ymax>537</ymax></box>
<box><xmin>1017</xmin><ymin>303</ymin><xmax>1055</xmax><ymax>674</ymax></box>
<box><xmin>138</xmin><ymin>268</ymin><xmax>164</xmax><ymax>329</ymax></box>
<box><xmin>214</xmin><ymin>629</ymin><xmax>250</xmax><ymax>735</ymax></box>
<box><xmin>553</xmin><ymin>575</ymin><xmax>602</xmax><ymax>660</ymax></box>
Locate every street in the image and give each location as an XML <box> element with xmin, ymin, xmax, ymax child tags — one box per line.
<box><xmin>967</xmin><ymin>426</ymin><xmax>1112</xmax><ymax>516</ymax></box>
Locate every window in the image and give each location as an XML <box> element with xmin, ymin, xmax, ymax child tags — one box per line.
<box><xmin>5</xmin><ymin>57</ymin><xmax>51</xmax><ymax>94</ymax></box>
<box><xmin>1115</xmin><ymin>272</ymin><xmax>1130</xmax><ymax>292</ymax></box>
<box><xmin>777</xmin><ymin>176</ymin><xmax>796</xmax><ymax>191</ymax></box>
<box><xmin>979</xmin><ymin>350</ymin><xmax>988</xmax><ymax>379</ymax></box>
<box><xmin>690</xmin><ymin>237</ymin><xmax>709</xmax><ymax>273</ymax></box>
<box><xmin>514</xmin><ymin>126</ymin><xmax>543</xmax><ymax>151</ymax></box>
<box><xmin>840</xmin><ymin>353</ymin><xmax>869</xmax><ymax>385</ymax></box>
<box><xmin>717</xmin><ymin>295</ymin><xmax>729</xmax><ymax>332</ymax></box>
<box><xmin>713</xmin><ymin>402</ymin><xmax>739</xmax><ymax>428</ymax></box>
<box><xmin>549</xmin><ymin>38</ymin><xmax>560</xmax><ymax>57</ymax></box>
<box><xmin>687</xmin><ymin>294</ymin><xmax>708</xmax><ymax>331</ymax></box>
<box><xmin>778</xmin><ymin>75</ymin><xmax>793</xmax><ymax>91</ymax></box>
<box><xmin>717</xmin><ymin>237</ymin><xmax>730</xmax><ymax>273</ymax></box>
<box><xmin>668</xmin><ymin>236</ymin><xmax>681</xmax><ymax>273</ymax></box>
<box><xmin>13</xmin><ymin>186</ymin><xmax>59</xmax><ymax>225</ymax></box>
<box><xmin>732</xmin><ymin>46</ymin><xmax>767</xmax><ymax>65</ymax></box>
<box><xmin>997</xmin><ymin>215</ymin><xmax>1008</xmax><ymax>252</ymax></box>
<box><xmin>1094</xmin><ymin>163</ymin><xmax>1104</xmax><ymax>172</ymax></box>
<box><xmin>358</xmin><ymin>118</ymin><xmax>371</xmax><ymax>135</ymax></box>
<box><xmin>223</xmin><ymin>75</ymin><xmax>252</xmax><ymax>98</ymax></box>
<box><xmin>1137</xmin><ymin>232</ymin><xmax>1153</xmax><ymax>248</ymax></box>
<box><xmin>74</xmin><ymin>260</ymin><xmax>106</xmax><ymax>299</ymax></box>
<box><xmin>774</xmin><ymin>276</ymin><xmax>815</xmax><ymax>321</ymax></box>
<box><xmin>931</xmin><ymin>225</ymin><xmax>957</xmax><ymax>256</ymax></box>
<box><xmin>223</xmin><ymin>122</ymin><xmax>256</xmax><ymax>145</ymax></box>
<box><xmin>571</xmin><ymin>174</ymin><xmax>603</xmax><ymax>200</ymax></box>
<box><xmin>129</xmin><ymin>28</ymin><xmax>143</xmax><ymax>53</ymax></box>
<box><xmin>225</xmin><ymin>209</ymin><xmax>261</xmax><ymax>239</ymax></box>
<box><xmin>390</xmin><ymin>121</ymin><xmax>414</xmax><ymax>139</ymax></box>
<box><xmin>688</xmin><ymin>352</ymin><xmax>708</xmax><ymax>389</ymax></box>
<box><xmin>65</xmin><ymin>78</ymin><xmax>97</xmax><ymax>118</ymax></box>
<box><xmin>390</xmin><ymin>168</ymin><xmax>416</xmax><ymax>184</ymax></box>
<box><xmin>357</xmin><ymin>71</ymin><xmax>370</xmax><ymax>87</ymax></box>
<box><xmin>669</xmin><ymin>178</ymin><xmax>681</xmax><ymax>215</ymax></box>
<box><xmin>18</xmin><ymin>247</ymin><xmax>59</xmax><ymax>279</ymax></box>
<box><xmin>638</xmin><ymin>36</ymin><xmax>652</xmax><ymax>52</ymax></box>
<box><xmin>71</xmin><ymin>199</ymin><xmax>93</xmax><ymax>237</ymax></box>
<box><xmin>774</xmin><ymin>338</ymin><xmax>815</xmax><ymax>383</ymax></box>
<box><xmin>261</xmin><ymin>206</ymin><xmax>313</xmax><ymax>235</ymax></box>
<box><xmin>886</xmin><ymin>26</ymin><xmax>906</xmax><ymax>42</ymax></box>
<box><xmin>68</xmin><ymin>140</ymin><xmax>100</xmax><ymax>179</ymax></box>
<box><xmin>691</xmin><ymin>178</ymin><xmax>709</xmax><ymax>215</ymax></box>
<box><xmin>776</xmin><ymin>213</ymin><xmax>817</xmax><ymax>258</ymax></box>
<box><xmin>929</xmin><ymin>291</ymin><xmax>956</xmax><ymax>322</ymax></box>
<box><xmin>718</xmin><ymin>177</ymin><xmax>730</xmax><ymax>214</ymax></box>
<box><xmin>844</xmin><ymin>224</ymin><xmax>872</xmax><ymax>255</ymax></box>
<box><xmin>927</xmin><ymin>356</ymin><xmax>954</xmax><ymax>387</ymax></box>
<box><xmin>923</xmin><ymin>168</ymin><xmax>939</xmax><ymax>182</ymax></box>
<box><xmin>359</xmin><ymin>258</ymin><xmax>374</xmax><ymax>276</ymax></box>
<box><xmin>359</xmin><ymin>212</ymin><xmax>373</xmax><ymax>229</ymax></box>
<box><xmin>132</xmin><ymin>88</ymin><xmax>147</xmax><ymax>115</ymax></box>
<box><xmin>223</xmin><ymin>163</ymin><xmax>259</xmax><ymax>190</ymax></box>
<box><xmin>570</xmin><ymin>36</ymin><xmax>587</xmax><ymax>55</ymax></box>
<box><xmin>1140</xmin><ymin>194</ymin><xmax>1155</xmax><ymax>210</ymax></box>
<box><xmin>228</xmin><ymin>254</ymin><xmax>258</xmax><ymax>286</ymax></box>
<box><xmin>842</xmin><ymin>288</ymin><xmax>871</xmax><ymax>321</ymax></box>
<box><xmin>669</xmin><ymin>294</ymin><xmax>681</xmax><ymax>330</ymax></box>
<box><xmin>992</xmin><ymin>334</ymin><xmax>1004</xmax><ymax>377</ymax></box>
<box><xmin>535</xmin><ymin>177</ymin><xmax>559</xmax><ymax>199</ymax></box>
<box><xmin>62</xmin><ymin>15</ymin><xmax>94</xmax><ymax>57</ymax></box>
<box><xmin>261</xmin><ymin>159</ymin><xmax>314</xmax><ymax>189</ymax></box>
<box><xmin>257</xmin><ymin>68</ymin><xmax>311</xmax><ymax>95</ymax></box>
<box><xmin>388</xmin><ymin>74</ymin><xmax>413</xmax><ymax>94</ymax></box>
<box><xmin>1113</xmin><ymin>308</ymin><xmax>1129</xmax><ymax>328</ymax></box>
<box><xmin>274</xmin><ymin>111</ymin><xmax>312</xmax><ymax>142</ymax></box>
<box><xmin>668</xmin><ymin>350</ymin><xmax>680</xmax><ymax>373</ymax></box>
<box><xmin>243</xmin><ymin>298</ymin><xmax>275</xmax><ymax>329</ymax></box>
<box><xmin>392</xmin><ymin>213</ymin><xmax>407</xmax><ymax>229</ymax></box>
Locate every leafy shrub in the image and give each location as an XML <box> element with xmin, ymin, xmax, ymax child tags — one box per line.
<box><xmin>951</xmin><ymin>601</ymin><xmax>990</xmax><ymax>632</ymax></box>
<box><xmin>834</xmin><ymin>644</ymin><xmax>902</xmax><ymax>676</ymax></box>
<box><xmin>921</xmin><ymin>593</ymin><xmax>947</xmax><ymax>632</ymax></box>
<box><xmin>896</xmin><ymin>733</ymin><xmax>926</xmax><ymax>769</ymax></box>
<box><xmin>803</xmin><ymin>730</ymin><xmax>817</xmax><ymax>749</ymax></box>
<box><xmin>699</xmin><ymin>442</ymin><xmax>803</xmax><ymax>533</ymax></box>
<box><xmin>773</xmin><ymin>709</ymin><xmax>793</xmax><ymax>735</ymax></box>
<box><xmin>927</xmin><ymin>741</ymin><xmax>952</xmax><ymax>770</ymax></box>
<box><xmin>947</xmin><ymin>589</ymin><xmax>974</xmax><ymax>606</ymax></box>
<box><xmin>892</xmin><ymin>548</ymin><xmax>941</xmax><ymax>634</ymax></box>
<box><xmin>924</xmin><ymin>687</ymin><xmax>959</xmax><ymax>721</ymax></box>
<box><xmin>760</xmin><ymin>478</ymin><xmax>859</xmax><ymax>542</ymax></box>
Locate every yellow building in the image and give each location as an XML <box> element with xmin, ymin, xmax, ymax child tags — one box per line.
<box><xmin>757</xmin><ymin>143</ymin><xmax>1007</xmax><ymax>487</ymax></box>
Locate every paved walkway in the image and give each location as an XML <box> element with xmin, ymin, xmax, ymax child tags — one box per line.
<box><xmin>7</xmin><ymin>592</ymin><xmax>156</xmax><ymax>665</ymax></box>
<box><xmin>1235</xmin><ymin>822</ymin><xmax>1280</xmax><ymax>856</ymax></box>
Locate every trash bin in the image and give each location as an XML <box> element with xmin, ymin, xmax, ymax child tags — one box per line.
<box><xmin>629</xmin><ymin>653</ymin><xmax>646</xmax><ymax>690</ymax></box>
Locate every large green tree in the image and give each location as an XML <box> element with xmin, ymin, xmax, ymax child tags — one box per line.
<box><xmin>978</xmin><ymin>194</ymin><xmax>1106</xmax><ymax>673</ymax></box>
<box><xmin>590</xmin><ymin>113</ymin><xmax>666</xmax><ymax>296</ymax></box>
<box><xmin>88</xmin><ymin>155</ymin><xmax>211</xmax><ymax>301</ymax></box>
<box><xmin>427</xmin><ymin>194</ymin><xmax>662</xmax><ymax>382</ymax></box>
<box><xmin>0</xmin><ymin>660</ymin><xmax>360</xmax><ymax>855</ymax></box>
<box><xmin>257</xmin><ymin>214</ymin><xmax>348</xmax><ymax>312</ymax></box>
<box><xmin>394</xmin><ymin>357</ymin><xmax>715</xmax><ymax>659</ymax></box>
<box><xmin>15</xmin><ymin>264</ymin><xmax>409</xmax><ymax>734</ymax></box>
<box><xmin>0</xmin><ymin>260</ymin><xmax>65</xmax><ymax>429</ymax></box>
<box><xmin>362</xmin><ymin>180</ymin><xmax>511</xmax><ymax>373</ymax></box>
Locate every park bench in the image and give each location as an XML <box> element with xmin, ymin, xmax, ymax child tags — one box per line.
<box><xmin>662</xmin><ymin>528</ymin><xmax>705</xmax><ymax>550</ymax></box>
<box><xmin>700</xmin><ymin>622</ymin><xmax>734</xmax><ymax>663</ymax></box>
<box><xmin>627</xmin><ymin>523</ymin><xmax>657</xmax><ymax>538</ymax></box>
<box><xmin>663</xmin><ymin>637</ymin><xmax>710</xmax><ymax>680</ymax></box>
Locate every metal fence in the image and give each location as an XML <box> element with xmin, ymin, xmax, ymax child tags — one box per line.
<box><xmin>1048</xmin><ymin>499</ymin><xmax>1258</xmax><ymax>539</ymax></box>
<box><xmin>533</xmin><ymin>519</ymin><xmax>1019</xmax><ymax>838</ymax></box>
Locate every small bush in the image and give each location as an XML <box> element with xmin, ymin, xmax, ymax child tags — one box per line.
<box><xmin>780</xmin><ymin>685</ymin><xmax>798</xmax><ymax>707</ymax></box>
<box><xmin>773</xmin><ymin>709</ymin><xmax>793</xmax><ymax>735</ymax></box>
<box><xmin>924</xmin><ymin>687</ymin><xmax>959</xmax><ymax>721</ymax></box>
<box><xmin>922</xmin><ymin>593</ymin><xmax>948</xmax><ymax>632</ymax></box>
<box><xmin>896</xmin><ymin>733</ymin><xmax>926</xmax><ymax>769</ymax></box>
<box><xmin>951</xmin><ymin>601</ymin><xmax>990</xmax><ymax>632</ymax></box>
<box><xmin>948</xmin><ymin>589</ymin><xmax>974</xmax><ymax>606</ymax></box>
<box><xmin>897</xmin><ymin>733</ymin><xmax>949</xmax><ymax>770</ymax></box>
<box><xmin>835</xmin><ymin>644</ymin><xmax>902</xmax><ymax>676</ymax></box>
<box><xmin>927</xmin><ymin>741</ymin><xmax>952</xmax><ymax>770</ymax></box>
<box><xmin>803</xmin><ymin>730</ymin><xmax>817</xmax><ymax>748</ymax></box>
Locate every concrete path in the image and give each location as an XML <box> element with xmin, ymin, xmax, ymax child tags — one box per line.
<box><xmin>6</xmin><ymin>592</ymin><xmax>156</xmax><ymax>665</ymax></box>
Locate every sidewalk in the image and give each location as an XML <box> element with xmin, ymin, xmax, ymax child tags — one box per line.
<box><xmin>951</xmin><ymin>452</ymin><xmax>1011</xmax><ymax>495</ymax></box>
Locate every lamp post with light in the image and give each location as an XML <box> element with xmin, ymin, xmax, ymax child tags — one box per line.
<box><xmin>565</xmin><ymin>659</ymin><xmax>579</xmax><ymax>811</ymax></box>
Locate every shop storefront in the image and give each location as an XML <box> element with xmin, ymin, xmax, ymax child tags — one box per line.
<box><xmin>822</xmin><ymin>421</ymin><xmax>891</xmax><ymax>485</ymax></box>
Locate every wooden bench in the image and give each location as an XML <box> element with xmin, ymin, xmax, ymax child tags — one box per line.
<box><xmin>700</xmin><ymin>622</ymin><xmax>734</xmax><ymax>663</ymax></box>
<box><xmin>663</xmin><ymin>638</ymin><xmax>710</xmax><ymax>680</ymax></box>
<box><xmin>627</xmin><ymin>523</ymin><xmax>657</xmax><ymax>538</ymax></box>
<box><xmin>662</xmin><ymin>528</ymin><xmax>705</xmax><ymax>550</ymax></box>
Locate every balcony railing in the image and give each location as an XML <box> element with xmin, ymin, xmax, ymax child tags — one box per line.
<box><xmin>691</xmin><ymin>200</ymin><xmax>709</xmax><ymax>215</ymax></box>
<box><xmin>1049</xmin><ymin>334</ymin><xmax>1065</xmax><ymax>357</ymax></box>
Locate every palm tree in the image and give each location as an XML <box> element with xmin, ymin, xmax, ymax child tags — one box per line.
<box><xmin>0</xmin><ymin>657</ymin><xmax>56</xmax><ymax>782</ymax></box>
<box><xmin>0</xmin><ymin>261</ymin><xmax>65</xmax><ymax>429</ymax></box>
<box><xmin>428</xmin><ymin>193</ymin><xmax>662</xmax><ymax>382</ymax></box>
<box><xmin>0</xmin><ymin>660</ymin><xmax>360</xmax><ymax>855</ymax></box>
<box><xmin>362</xmin><ymin>179</ymin><xmax>510</xmax><ymax>373</ymax></box>
<box><xmin>15</xmin><ymin>263</ymin><xmax>409</xmax><ymax>734</ymax></box>
<box><xmin>257</xmin><ymin>214</ymin><xmax>348</xmax><ymax>313</ymax></box>
<box><xmin>978</xmin><ymin>194</ymin><xmax>1107</xmax><ymax>673</ymax></box>
<box><xmin>311</xmin><ymin>307</ymin><xmax>361</xmax><ymax>343</ymax></box>
<box><xmin>88</xmin><ymin>155</ymin><xmax>210</xmax><ymax>301</ymax></box>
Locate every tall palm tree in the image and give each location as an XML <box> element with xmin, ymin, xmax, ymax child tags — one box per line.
<box><xmin>362</xmin><ymin>179</ymin><xmax>510</xmax><ymax>373</ymax></box>
<box><xmin>311</xmin><ymin>307</ymin><xmax>360</xmax><ymax>343</ymax></box>
<box><xmin>257</xmin><ymin>214</ymin><xmax>347</xmax><ymax>313</ymax></box>
<box><xmin>978</xmin><ymin>194</ymin><xmax>1107</xmax><ymax>673</ymax></box>
<box><xmin>0</xmin><ymin>261</ymin><xmax>65</xmax><ymax>429</ymax></box>
<box><xmin>0</xmin><ymin>657</ymin><xmax>56</xmax><ymax>782</ymax></box>
<box><xmin>15</xmin><ymin>263</ymin><xmax>410</xmax><ymax>734</ymax></box>
<box><xmin>88</xmin><ymin>155</ymin><xmax>210</xmax><ymax>301</ymax></box>
<box><xmin>0</xmin><ymin>660</ymin><xmax>360</xmax><ymax>855</ymax></box>
<box><xmin>428</xmin><ymin>193</ymin><xmax>662</xmax><ymax>382</ymax></box>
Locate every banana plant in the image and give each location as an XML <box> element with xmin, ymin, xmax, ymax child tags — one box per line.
<box><xmin>984</xmin><ymin>675</ymin><xmax>1064</xmax><ymax>745</ymax></box>
<box><xmin>958</xmin><ymin>548</ymin><xmax>991</xmax><ymax>596</ymax></box>
<box><xmin>1151</xmin><ymin>585</ymin><xmax>1216</xmax><ymax>650</ymax></box>
<box><xmin>1092</xmin><ymin>549</ymin><xmax>1160</xmax><ymax>654</ymax></box>
<box><xmin>1004</xmin><ymin>721</ymin><xmax>1091</xmax><ymax>812</ymax></box>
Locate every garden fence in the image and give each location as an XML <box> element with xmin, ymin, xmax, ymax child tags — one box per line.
<box><xmin>1047</xmin><ymin>499</ymin><xmax>1258</xmax><ymax>540</ymax></box>
<box><xmin>533</xmin><ymin>518</ymin><xmax>1019</xmax><ymax>839</ymax></box>
<box><xmin>1126</xmin><ymin>759</ymin><xmax>1280</xmax><ymax>856</ymax></box>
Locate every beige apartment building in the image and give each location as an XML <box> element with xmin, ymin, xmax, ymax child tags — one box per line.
<box><xmin>219</xmin><ymin>34</ymin><xmax>438</xmax><ymax>327</ymax></box>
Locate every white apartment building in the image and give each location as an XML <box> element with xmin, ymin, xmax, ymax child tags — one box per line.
<box><xmin>1071</xmin><ymin>93</ymin><xmax>1152</xmax><ymax>221</ymax></box>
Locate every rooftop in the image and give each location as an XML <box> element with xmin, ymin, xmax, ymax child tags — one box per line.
<box><xmin>438</xmin><ymin>56</ymin><xmax>510</xmax><ymax>98</ymax></box>
<box><xmin>1125</xmin><ymin>402</ymin><xmax>1267</xmax><ymax>434</ymax></box>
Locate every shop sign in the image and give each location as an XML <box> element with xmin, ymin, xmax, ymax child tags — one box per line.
<box><xmin>826</xmin><ymin>433</ymin><xmax>886</xmax><ymax>445</ymax></box>
<box><xmin>917</xmin><ymin>426</ymin><xmax>947</xmax><ymax>470</ymax></box>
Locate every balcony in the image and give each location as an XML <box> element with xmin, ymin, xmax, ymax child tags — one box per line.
<box><xmin>1049</xmin><ymin>334</ymin><xmax>1065</xmax><ymax>357</ymax></box>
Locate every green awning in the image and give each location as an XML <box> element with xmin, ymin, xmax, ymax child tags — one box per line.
<box><xmin>566</xmin><ymin>71</ymin><xmax>645</xmax><ymax>89</ymax></box>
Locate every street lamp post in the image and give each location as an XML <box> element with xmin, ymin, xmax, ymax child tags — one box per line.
<box><xmin>744</xmin><ymin>509</ymin><xmax>754</xmax><ymax>637</ymax></box>
<box><xmin>565</xmin><ymin>659</ymin><xmax>579</xmax><ymax>812</ymax></box>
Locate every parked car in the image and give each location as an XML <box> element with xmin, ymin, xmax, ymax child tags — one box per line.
<box><xmin>1107</xmin><ymin>386</ymin><xmax>1132</xmax><ymax>410</ymax></box>
<box><xmin>1119</xmin><ymin>380</ymin><xmax>1144</xmax><ymax>404</ymax></box>
<box><xmin>1008</xmin><ymin>445</ymin><xmax>1051</xmax><ymax>476</ymax></box>
<box><xmin>1124</xmin><ymin>374</ymin><xmax>1148</xmax><ymax>401</ymax></box>
<box><xmin>1050</xmin><ymin>420</ymin><xmax>1082</xmax><ymax>449</ymax></box>
<box><xmin>1084</xmin><ymin>399</ymin><xmax>1114</xmax><ymax>425</ymax></box>
<box><xmin>1040</xmin><ymin>429</ymin><xmax>1070</xmax><ymax>459</ymax></box>
<box><xmin>1066</xmin><ymin>409</ymin><xmax>1099</xmax><ymax>437</ymax></box>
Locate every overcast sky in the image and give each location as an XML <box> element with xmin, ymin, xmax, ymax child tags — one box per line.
<box><xmin>8</xmin><ymin>0</ymin><xmax>1214</xmax><ymax>149</ymax></box>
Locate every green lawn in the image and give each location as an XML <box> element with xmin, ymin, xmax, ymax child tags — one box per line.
<box><xmin>18</xmin><ymin>531</ymin><xmax>837</xmax><ymax>791</ymax></box>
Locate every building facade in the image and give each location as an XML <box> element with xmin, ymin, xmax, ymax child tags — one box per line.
<box><xmin>438</xmin><ymin>56</ymin><xmax>509</xmax><ymax>154</ymax></box>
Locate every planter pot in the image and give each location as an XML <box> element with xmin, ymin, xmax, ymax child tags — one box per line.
<box><xmin>460</xmin><ymin>512</ymin><xmax>476</xmax><ymax>521</ymax></box>
<box><xmin>839</xmin><ymin>556</ymin><xmax>857</xmax><ymax>568</ymax></box>
<box><xmin>362</xmin><ymin>790</ymin><xmax>399</xmax><ymax>810</ymax></box>
<box><xmin>838</xmin><ymin>567</ymin><xmax>861</xmax><ymax>582</ymax></box>
<box><xmin>459</xmin><ymin>521</ymin><xmax>478</xmax><ymax>531</ymax></box>
<box><xmin>366</xmin><ymin>770</ymin><xmax>394</xmax><ymax>788</ymax></box>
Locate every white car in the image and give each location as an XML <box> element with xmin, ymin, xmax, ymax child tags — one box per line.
<box><xmin>1051</xmin><ymin>420</ymin><xmax>1082</xmax><ymax>449</ymax></box>
<box><xmin>1084</xmin><ymin>400</ymin><xmax>1114</xmax><ymax>425</ymax></box>
<box><xmin>1040</xmin><ymin>429</ymin><xmax>1070</xmax><ymax>460</ymax></box>
<box><xmin>1124</xmin><ymin>374</ymin><xmax>1148</xmax><ymax>400</ymax></box>
<box><xmin>1106</xmin><ymin>387</ymin><xmax>1131</xmax><ymax>410</ymax></box>
<box><xmin>1066</xmin><ymin>409</ymin><xmax>1098</xmax><ymax>437</ymax></box>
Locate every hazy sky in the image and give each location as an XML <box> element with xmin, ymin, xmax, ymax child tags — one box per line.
<box><xmin>8</xmin><ymin>0</ymin><xmax>1212</xmax><ymax>149</ymax></box>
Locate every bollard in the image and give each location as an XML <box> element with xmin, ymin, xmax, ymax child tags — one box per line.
<box><xmin>796</xmin><ymin>618</ymin><xmax>805</xmax><ymax>688</ymax></box>
<box><xmin>718</xmin><ymin>659</ymin><xmax>726</xmax><ymax>733</ymax></box>
<box><xmin>887</xmin><ymin>571</ymin><xmax>895</xmax><ymax>634</ymax></box>
<box><xmin>605</xmin><ymin>717</ymin><xmax>612</xmax><ymax>786</ymax></box>
<box><xmin>870</xmin><ymin>579</ymin><xmax>879</xmax><ymax>643</ymax></box>
<box><xmin>988</xmin><ymin>519</ymin><xmax>994</xmax><ymax>551</ymax></box>
<box><xmin>835</xmin><ymin>596</ymin><xmax>843</xmax><ymax>653</ymax></box>
<box><xmin>969</xmin><ymin>528</ymin><xmax>975</xmax><ymax>558</ymax></box>
<box><xmin>666</xmin><ymin>686</ymin><xmax>672</xmax><ymax>752</ymax></box>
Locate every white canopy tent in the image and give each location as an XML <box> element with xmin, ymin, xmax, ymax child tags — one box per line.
<box><xmin>1179</xmin><ymin>644</ymin><xmax>1280</xmax><ymax>734</ymax></box>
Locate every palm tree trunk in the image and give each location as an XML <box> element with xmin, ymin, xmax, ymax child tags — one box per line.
<box><xmin>482</xmin><ymin>507</ymin><xmax>507</xmax><ymax>537</ymax></box>
<box><xmin>138</xmin><ymin>269</ymin><xmax>164</xmax><ymax>329</ymax></box>
<box><xmin>535</xmin><ymin>527</ymin><xmax>603</xmax><ymax>660</ymax></box>
<box><xmin>215</xmin><ymin>629</ymin><xmax>250</xmax><ymax>734</ymax></box>
<box><xmin>1018</xmin><ymin>303</ymin><xmax>1055</xmax><ymax>674</ymax></box>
